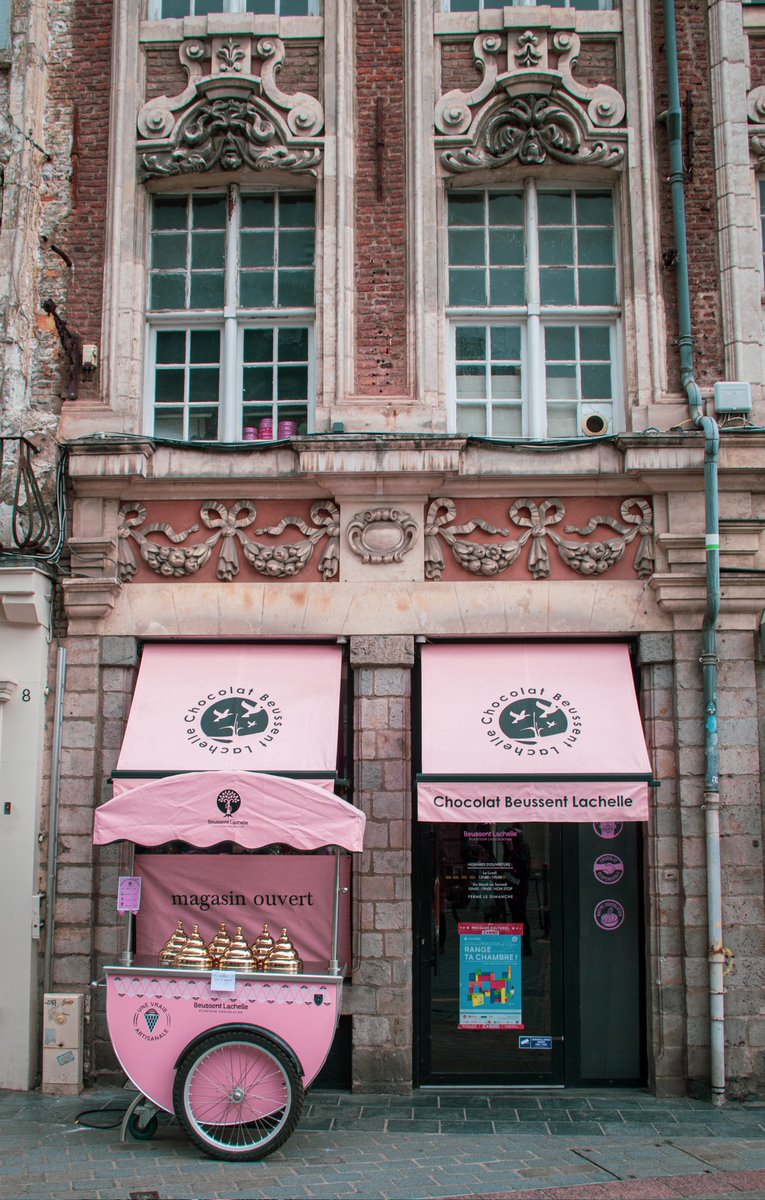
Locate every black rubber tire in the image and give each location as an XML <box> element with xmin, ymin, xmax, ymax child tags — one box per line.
<box><xmin>172</xmin><ymin>1029</ymin><xmax>303</xmax><ymax>1161</ymax></box>
<box><xmin>126</xmin><ymin>1110</ymin><xmax>159</xmax><ymax>1140</ymax></box>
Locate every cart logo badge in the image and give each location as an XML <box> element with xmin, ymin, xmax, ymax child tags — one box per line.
<box><xmin>313</xmin><ymin>993</ymin><xmax>324</xmax><ymax>1006</ymax></box>
<box><xmin>593</xmin><ymin>853</ymin><xmax>624</xmax><ymax>885</ymax></box>
<box><xmin>183</xmin><ymin>687</ymin><xmax>284</xmax><ymax>758</ymax></box>
<box><xmin>481</xmin><ymin>687</ymin><xmax>582</xmax><ymax>758</ymax></box>
<box><xmin>216</xmin><ymin>789</ymin><xmax>241</xmax><ymax>816</ymax></box>
<box><xmin>133</xmin><ymin>1001</ymin><xmax>171</xmax><ymax>1041</ymax></box>
<box><xmin>594</xmin><ymin>899</ymin><xmax>625</xmax><ymax>931</ymax></box>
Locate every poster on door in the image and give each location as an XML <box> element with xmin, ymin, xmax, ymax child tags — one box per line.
<box><xmin>458</xmin><ymin>922</ymin><xmax>524</xmax><ymax>1030</ymax></box>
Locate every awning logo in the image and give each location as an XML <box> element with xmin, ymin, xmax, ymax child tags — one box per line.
<box><xmin>216</xmin><ymin>788</ymin><xmax>241</xmax><ymax>816</ymax></box>
<box><xmin>482</xmin><ymin>687</ymin><xmax>582</xmax><ymax>757</ymax></box>
<box><xmin>183</xmin><ymin>686</ymin><xmax>283</xmax><ymax>757</ymax></box>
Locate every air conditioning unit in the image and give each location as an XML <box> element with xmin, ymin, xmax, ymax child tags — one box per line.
<box><xmin>582</xmin><ymin>411</ymin><xmax>610</xmax><ymax>437</ymax></box>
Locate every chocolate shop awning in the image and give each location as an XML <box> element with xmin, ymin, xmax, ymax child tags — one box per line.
<box><xmin>417</xmin><ymin>643</ymin><xmax>653</xmax><ymax>823</ymax></box>
<box><xmin>112</xmin><ymin>642</ymin><xmax>343</xmax><ymax>789</ymax></box>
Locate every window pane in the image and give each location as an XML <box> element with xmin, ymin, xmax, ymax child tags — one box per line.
<box><xmin>448</xmin><ymin>193</ymin><xmax>484</xmax><ymax>227</ymax></box>
<box><xmin>277</xmin><ymin>365</ymin><xmax>308</xmax><ymax>400</ymax></box>
<box><xmin>538</xmin><ymin>193</ymin><xmax>572</xmax><ymax>225</ymax></box>
<box><xmin>546</xmin><ymin>366</ymin><xmax>577</xmax><ymax>399</ymax></box>
<box><xmin>277</xmin><ymin>269</ymin><xmax>314</xmax><ymax>307</ymax></box>
<box><xmin>541</xmin><ymin>268</ymin><xmax>576</xmax><ymax>305</ymax></box>
<box><xmin>153</xmin><ymin>197</ymin><xmax>188</xmax><ymax>230</ymax></box>
<box><xmin>191</xmin><ymin>231</ymin><xmax>225</xmax><ymax>270</ymax></box>
<box><xmin>581</xmin><ymin>364</ymin><xmax>612</xmax><ymax>399</ymax></box>
<box><xmin>546</xmin><ymin>403</ymin><xmax>578</xmax><ymax>437</ymax></box>
<box><xmin>242</xmin><ymin>196</ymin><xmax>275</xmax><ymax>228</ymax></box>
<box><xmin>189</xmin><ymin>367</ymin><xmax>220</xmax><ymax>403</ymax></box>
<box><xmin>241</xmin><ymin>231</ymin><xmax>275</xmax><ymax>269</ymax></box>
<box><xmin>154</xmin><ymin>409</ymin><xmax>185</xmax><ymax>437</ymax></box>
<box><xmin>279</xmin><ymin>0</ymin><xmax>313</xmax><ymax>13</ymax></box>
<box><xmin>450</xmin><ymin>269</ymin><xmax>486</xmax><ymax>306</ymax></box>
<box><xmin>488</xmin><ymin>193</ymin><xmax>523</xmax><ymax>226</ymax></box>
<box><xmin>491</xmin><ymin>366</ymin><xmax>521</xmax><ymax>399</ymax></box>
<box><xmin>244</xmin><ymin>329</ymin><xmax>274</xmax><ymax>362</ymax></box>
<box><xmin>539</xmin><ymin>229</ymin><xmax>574</xmax><ymax>266</ymax></box>
<box><xmin>489</xmin><ymin>229</ymin><xmax>523</xmax><ymax>266</ymax></box>
<box><xmin>156</xmin><ymin>330</ymin><xmax>186</xmax><ymax>364</ymax></box>
<box><xmin>155</xmin><ymin>369</ymin><xmax>185</xmax><ymax>404</ymax></box>
<box><xmin>152</xmin><ymin>233</ymin><xmax>187</xmax><ymax>270</ymax></box>
<box><xmin>545</xmin><ymin>326</ymin><xmax>576</xmax><ymax>359</ymax></box>
<box><xmin>279</xmin><ymin>228</ymin><xmax>315</xmax><ymax>267</ymax></box>
<box><xmin>161</xmin><ymin>0</ymin><xmax>190</xmax><ymax>16</ymax></box>
<box><xmin>576</xmin><ymin>192</ymin><xmax>613</xmax><ymax>226</ymax></box>
<box><xmin>278</xmin><ymin>327</ymin><xmax>309</xmax><ymax>361</ymax></box>
<box><xmin>456</xmin><ymin>404</ymin><xmax>487</xmax><ymax>434</ymax></box>
<box><xmin>189</xmin><ymin>329</ymin><xmax>221</xmax><ymax>364</ymax></box>
<box><xmin>192</xmin><ymin>196</ymin><xmax>226</xmax><ymax>229</ymax></box>
<box><xmin>189</xmin><ymin>272</ymin><xmax>225</xmax><ymax>309</ymax></box>
<box><xmin>492</xmin><ymin>406</ymin><xmax>523</xmax><ymax>436</ymax></box>
<box><xmin>188</xmin><ymin>407</ymin><xmax>219</xmax><ymax>440</ymax></box>
<box><xmin>449</xmin><ymin>229</ymin><xmax>485</xmax><ymax>266</ymax></box>
<box><xmin>580</xmin><ymin>325</ymin><xmax>611</xmax><ymax>359</ymax></box>
<box><xmin>579</xmin><ymin>268</ymin><xmax>616</xmax><ymax>305</ymax></box>
<box><xmin>489</xmin><ymin>268</ymin><xmax>524</xmax><ymax>306</ymax></box>
<box><xmin>195</xmin><ymin>0</ymin><xmax>226</xmax><ymax>12</ymax></box>
<box><xmin>244</xmin><ymin>367</ymin><xmax>274</xmax><ymax>402</ymax></box>
<box><xmin>280</xmin><ymin>195</ymin><xmax>315</xmax><ymax>227</ymax></box>
<box><xmin>240</xmin><ymin>271</ymin><xmax>275</xmax><ymax>307</ymax></box>
<box><xmin>456</xmin><ymin>366</ymin><xmax>486</xmax><ymax>399</ymax></box>
<box><xmin>151</xmin><ymin>274</ymin><xmax>186</xmax><ymax>311</ymax></box>
<box><xmin>456</xmin><ymin>327</ymin><xmax>486</xmax><ymax>359</ymax></box>
<box><xmin>578</xmin><ymin>229</ymin><xmax>613</xmax><ymax>266</ymax></box>
<box><xmin>491</xmin><ymin>326</ymin><xmax>520</xmax><ymax>359</ymax></box>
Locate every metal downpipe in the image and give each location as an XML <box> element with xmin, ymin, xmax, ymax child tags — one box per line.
<box><xmin>663</xmin><ymin>0</ymin><xmax>725</xmax><ymax>1104</ymax></box>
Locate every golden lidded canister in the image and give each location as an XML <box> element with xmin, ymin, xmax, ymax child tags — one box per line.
<box><xmin>206</xmin><ymin>921</ymin><xmax>231</xmax><ymax>969</ymax></box>
<box><xmin>265</xmin><ymin>928</ymin><xmax>303</xmax><ymax>974</ymax></box>
<box><xmin>159</xmin><ymin>920</ymin><xmax>187</xmax><ymax>966</ymax></box>
<box><xmin>219</xmin><ymin>926</ymin><xmax>256</xmax><ymax>973</ymax></box>
<box><xmin>174</xmin><ymin>923</ymin><xmax>212</xmax><ymax>970</ymax></box>
<box><xmin>251</xmin><ymin>922</ymin><xmax>275</xmax><ymax>971</ymax></box>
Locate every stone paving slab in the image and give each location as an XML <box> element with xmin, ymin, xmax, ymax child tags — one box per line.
<box><xmin>0</xmin><ymin>1087</ymin><xmax>763</xmax><ymax>1200</ymax></box>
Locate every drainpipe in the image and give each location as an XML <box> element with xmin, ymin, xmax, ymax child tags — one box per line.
<box><xmin>663</xmin><ymin>0</ymin><xmax>725</xmax><ymax>1104</ymax></box>
<box><xmin>43</xmin><ymin>646</ymin><xmax>67</xmax><ymax>997</ymax></box>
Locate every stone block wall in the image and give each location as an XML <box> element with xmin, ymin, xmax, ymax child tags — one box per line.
<box><xmin>347</xmin><ymin>635</ymin><xmax>414</xmax><ymax>1092</ymax></box>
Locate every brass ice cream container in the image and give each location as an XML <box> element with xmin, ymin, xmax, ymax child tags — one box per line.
<box><xmin>265</xmin><ymin>928</ymin><xmax>303</xmax><ymax>974</ymax></box>
<box><xmin>174</xmin><ymin>923</ymin><xmax>212</xmax><ymax>970</ymax></box>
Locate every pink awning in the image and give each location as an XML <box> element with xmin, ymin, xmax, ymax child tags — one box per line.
<box><xmin>417</xmin><ymin>643</ymin><xmax>652</xmax><ymax>823</ymax></box>
<box><xmin>114</xmin><ymin>643</ymin><xmax>342</xmax><ymax>779</ymax></box>
<box><xmin>93</xmin><ymin>770</ymin><xmax>365</xmax><ymax>851</ymax></box>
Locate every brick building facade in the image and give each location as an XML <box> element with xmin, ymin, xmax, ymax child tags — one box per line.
<box><xmin>1</xmin><ymin>0</ymin><xmax>765</xmax><ymax>1102</ymax></box>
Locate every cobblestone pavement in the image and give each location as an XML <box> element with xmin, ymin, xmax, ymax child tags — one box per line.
<box><xmin>0</xmin><ymin>1086</ymin><xmax>763</xmax><ymax>1200</ymax></box>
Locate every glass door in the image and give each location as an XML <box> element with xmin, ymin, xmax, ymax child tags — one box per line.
<box><xmin>416</xmin><ymin>821</ymin><xmax>564</xmax><ymax>1085</ymax></box>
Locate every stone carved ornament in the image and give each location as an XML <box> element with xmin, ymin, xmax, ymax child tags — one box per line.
<box><xmin>137</xmin><ymin>36</ymin><xmax>324</xmax><ymax>179</ymax></box>
<box><xmin>424</xmin><ymin>497</ymin><xmax>653</xmax><ymax>580</ymax></box>
<box><xmin>746</xmin><ymin>86</ymin><xmax>765</xmax><ymax>163</ymax></box>
<box><xmin>435</xmin><ymin>29</ymin><xmax>626</xmax><ymax>173</ymax></box>
<box><xmin>117</xmin><ymin>500</ymin><xmax>339</xmax><ymax>582</ymax></box>
<box><xmin>346</xmin><ymin>507</ymin><xmax>419</xmax><ymax>565</ymax></box>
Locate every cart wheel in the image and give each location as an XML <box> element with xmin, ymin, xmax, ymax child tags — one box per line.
<box><xmin>126</xmin><ymin>1110</ymin><xmax>159</xmax><ymax>1140</ymax></box>
<box><xmin>173</xmin><ymin>1030</ymin><xmax>303</xmax><ymax>1161</ymax></box>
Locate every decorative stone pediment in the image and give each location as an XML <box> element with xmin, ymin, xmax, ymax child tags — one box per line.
<box><xmin>435</xmin><ymin>29</ymin><xmax>626</xmax><ymax>173</ymax></box>
<box><xmin>137</xmin><ymin>36</ymin><xmax>324</xmax><ymax>179</ymax></box>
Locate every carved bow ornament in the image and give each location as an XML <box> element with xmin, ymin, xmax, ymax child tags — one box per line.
<box><xmin>424</xmin><ymin>497</ymin><xmax>653</xmax><ymax>581</ymax></box>
<box><xmin>117</xmin><ymin>500</ymin><xmax>339</xmax><ymax>583</ymax></box>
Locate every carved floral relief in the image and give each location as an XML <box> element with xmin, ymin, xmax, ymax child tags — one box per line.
<box><xmin>117</xmin><ymin>500</ymin><xmax>339</xmax><ymax>583</ymax></box>
<box><xmin>137</xmin><ymin>36</ymin><xmax>324</xmax><ymax>178</ymax></box>
<box><xmin>435</xmin><ymin>27</ymin><xmax>627</xmax><ymax>173</ymax></box>
<box><xmin>424</xmin><ymin>497</ymin><xmax>653</xmax><ymax>581</ymax></box>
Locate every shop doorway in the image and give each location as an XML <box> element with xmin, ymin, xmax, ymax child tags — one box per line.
<box><xmin>414</xmin><ymin>820</ymin><xmax>645</xmax><ymax>1087</ymax></box>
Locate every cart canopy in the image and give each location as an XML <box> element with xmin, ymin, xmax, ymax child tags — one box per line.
<box><xmin>93</xmin><ymin>770</ymin><xmax>365</xmax><ymax>851</ymax></box>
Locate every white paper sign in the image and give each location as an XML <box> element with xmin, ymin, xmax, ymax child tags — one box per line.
<box><xmin>210</xmin><ymin>970</ymin><xmax>236</xmax><ymax>992</ymax></box>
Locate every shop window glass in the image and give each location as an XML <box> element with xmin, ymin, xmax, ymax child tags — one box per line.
<box><xmin>447</xmin><ymin>184</ymin><xmax>621</xmax><ymax>439</ymax></box>
<box><xmin>148</xmin><ymin>188</ymin><xmax>315</xmax><ymax>442</ymax></box>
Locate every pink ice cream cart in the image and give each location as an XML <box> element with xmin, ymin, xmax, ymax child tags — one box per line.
<box><xmin>93</xmin><ymin>769</ymin><xmax>365</xmax><ymax>1161</ymax></box>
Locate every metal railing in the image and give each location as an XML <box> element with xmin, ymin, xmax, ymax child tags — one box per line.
<box><xmin>0</xmin><ymin>436</ymin><xmax>65</xmax><ymax>559</ymax></box>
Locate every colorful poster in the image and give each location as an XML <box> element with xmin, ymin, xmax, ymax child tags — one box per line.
<box><xmin>458</xmin><ymin>922</ymin><xmax>523</xmax><ymax>1030</ymax></box>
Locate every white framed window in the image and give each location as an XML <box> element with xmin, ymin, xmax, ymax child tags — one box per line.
<box><xmin>149</xmin><ymin>0</ymin><xmax>318</xmax><ymax>18</ymax></box>
<box><xmin>147</xmin><ymin>187</ymin><xmax>315</xmax><ymax>442</ymax></box>
<box><xmin>443</xmin><ymin>0</ymin><xmax>612</xmax><ymax>11</ymax></box>
<box><xmin>759</xmin><ymin>179</ymin><xmax>765</xmax><ymax>289</ymax></box>
<box><xmin>447</xmin><ymin>181</ymin><xmax>621</xmax><ymax>439</ymax></box>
